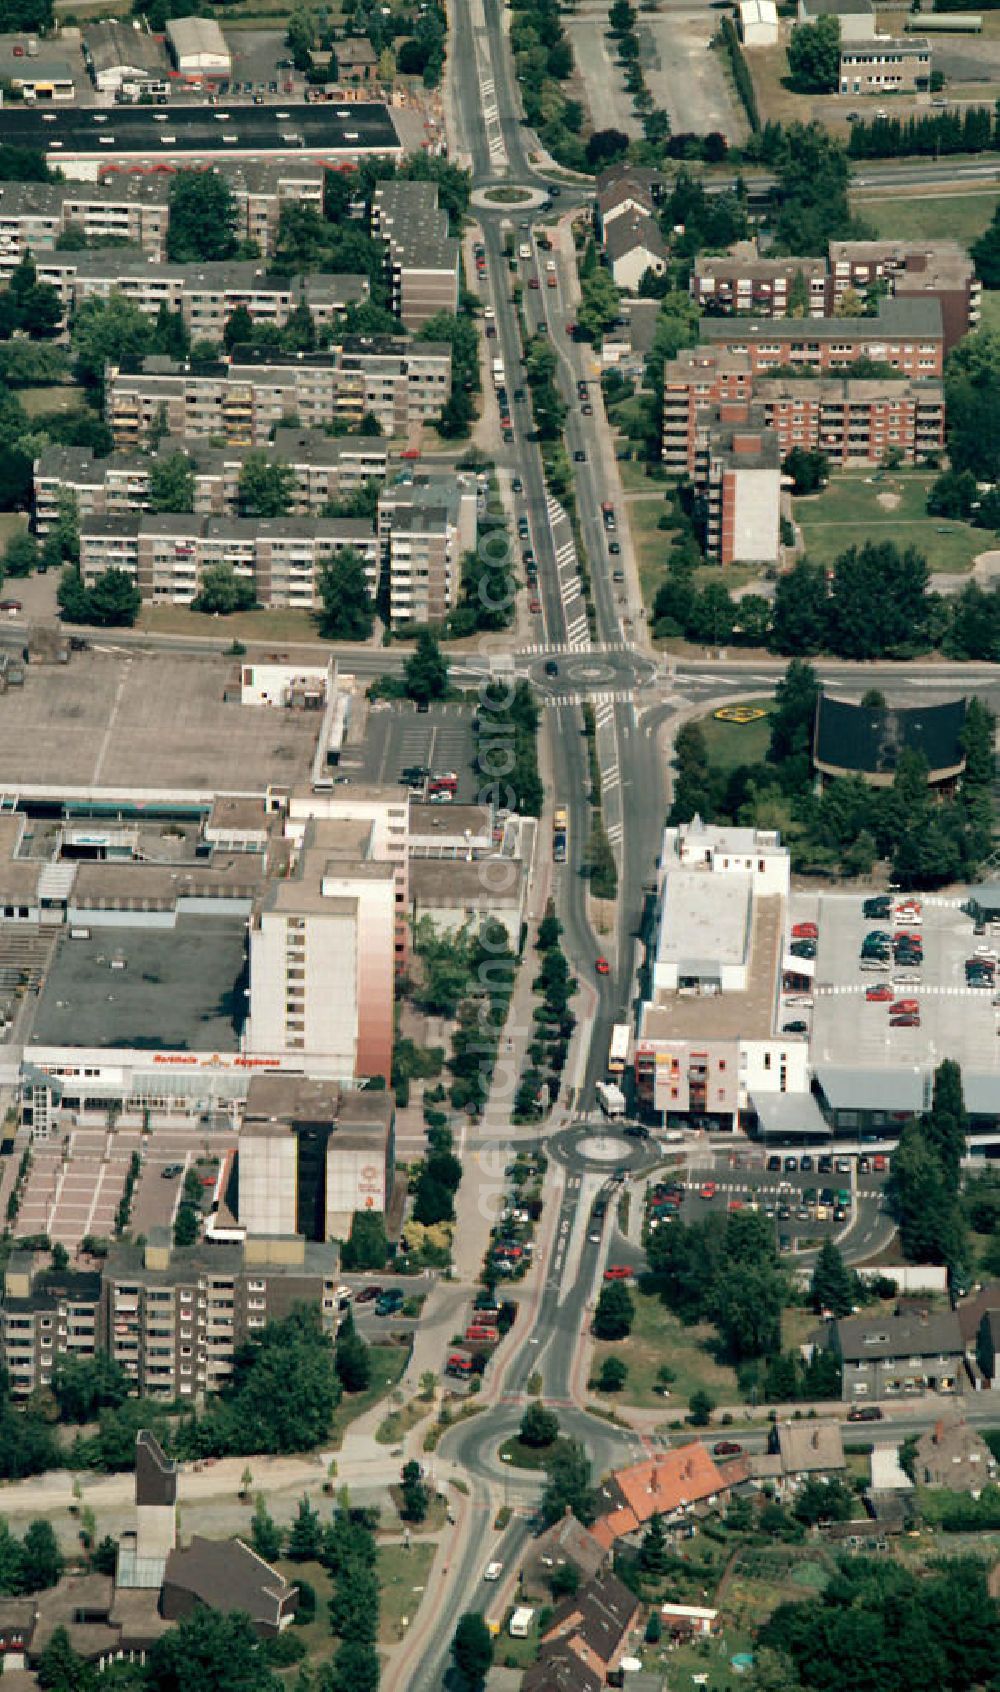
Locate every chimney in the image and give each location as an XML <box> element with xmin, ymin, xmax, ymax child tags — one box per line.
<box><xmin>811</xmin><ymin>1429</ymin><xmax>819</xmax><ymax>1451</ymax></box>
<box><xmin>934</xmin><ymin>1419</ymin><xmax>944</xmax><ymax>1445</ymax></box>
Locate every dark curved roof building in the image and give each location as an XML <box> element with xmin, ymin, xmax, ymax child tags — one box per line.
<box><xmin>813</xmin><ymin>693</ymin><xmax>967</xmax><ymax>788</ymax></box>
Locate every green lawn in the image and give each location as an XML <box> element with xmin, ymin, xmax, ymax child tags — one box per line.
<box><xmin>274</xmin><ymin>1559</ymin><xmax>335</xmax><ymax>1667</ymax></box>
<box><xmin>377</xmin><ymin>1540</ymin><xmax>437</xmax><ymax>1644</ymax></box>
<box><xmin>328</xmin><ymin>1344</ymin><xmax>409</xmax><ymax>1449</ymax></box>
<box><xmin>139</xmin><ymin>603</ymin><xmax>327</xmax><ymax>643</ymax></box>
<box><xmin>590</xmin><ymin>1288</ymin><xmax>740</xmax><ymax>1410</ymax></box>
<box><xmin>795</xmin><ymin>472</ymin><xmax>985</xmax><ymax>574</ymax></box>
<box><xmin>853</xmin><ymin>189</ymin><xmax>999</xmax><ymax>250</ymax></box>
<box><xmin>697</xmin><ymin>699</ymin><xmax>775</xmax><ymax>773</ymax></box>
<box><xmin>979</xmin><ymin>290</ymin><xmax>1000</xmax><ymax>337</ymax></box>
<box><xmin>497</xmin><ymin>1435</ymin><xmax>553</xmax><ymax>1471</ymax></box>
<box><xmin>626</xmin><ymin>496</ymin><xmax>676</xmax><ymax>607</ymax></box>
<box><xmin>18</xmin><ymin>384</ymin><xmax>86</xmax><ymax>419</ymax></box>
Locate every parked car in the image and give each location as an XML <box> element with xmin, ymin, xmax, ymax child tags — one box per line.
<box><xmin>866</xmin><ymin>984</ymin><xmax>893</xmax><ymax>1002</ymax></box>
<box><xmin>791</xmin><ymin>922</ymin><xmax>818</xmax><ymax>940</ymax></box>
<box><xmin>790</xmin><ymin>940</ymin><xmax>816</xmax><ymax>959</ymax></box>
<box><xmin>355</xmin><ymin>1286</ymin><xmax>383</xmax><ymax>1303</ymax></box>
<box><xmin>767</xmin><ymin>1155</ymin><xmax>782</xmax><ymax>1171</ymax></box>
<box><xmin>603</xmin><ymin>1265</ymin><xmax>632</xmax><ymax>1281</ymax></box>
<box><xmin>847</xmin><ymin>1405</ymin><xmax>883</xmax><ymax>1422</ymax></box>
<box><xmin>699</xmin><ymin>1182</ymin><xmax>717</xmax><ymax>1200</ymax></box>
<box><xmin>782</xmin><ymin>1020</ymin><xmax>808</xmax><ymax>1034</ymax></box>
<box><xmin>713</xmin><ymin>1440</ymin><xmax>742</xmax><ymax>1456</ymax></box>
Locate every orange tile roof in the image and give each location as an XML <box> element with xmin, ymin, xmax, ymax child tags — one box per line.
<box><xmin>591</xmin><ymin>1443</ymin><xmax>726</xmax><ymax>1549</ymax></box>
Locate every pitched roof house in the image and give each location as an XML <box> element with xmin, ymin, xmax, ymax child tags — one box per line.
<box><xmin>591</xmin><ymin>1444</ymin><xmax>727</xmax><ymax>1550</ymax></box>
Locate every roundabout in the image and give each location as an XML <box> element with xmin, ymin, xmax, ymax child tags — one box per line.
<box><xmin>546</xmin><ymin>1120</ymin><xmax>662</xmax><ymax>1176</ymax></box>
<box><xmin>471</xmin><ymin>183</ymin><xmax>552</xmax><ymax>212</ymax></box>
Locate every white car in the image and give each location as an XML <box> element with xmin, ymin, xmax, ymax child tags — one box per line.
<box><xmin>484</xmin><ymin>1561</ymin><xmax>503</xmax><ymax>1581</ymax></box>
<box><xmin>784</xmin><ymin>994</ymin><xmax>814</xmax><ymax>1008</ymax></box>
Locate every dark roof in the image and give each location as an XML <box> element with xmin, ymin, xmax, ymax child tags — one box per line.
<box><xmin>543</xmin><ymin>1570</ymin><xmax>639</xmax><ymax>1663</ymax></box>
<box><xmin>163</xmin><ymin>1537</ymin><xmax>294</xmax><ymax>1630</ymax></box>
<box><xmin>135</xmin><ymin>1431</ymin><xmax>176</xmax><ymax>1509</ymax></box>
<box><xmin>4</xmin><ymin>1267</ymin><xmax>102</xmax><ymax>1312</ymax></box>
<box><xmin>833</xmin><ymin>1308</ymin><xmax>963</xmax><ymax>1362</ymax></box>
<box><xmin>814</xmin><ymin>693</ymin><xmax>967</xmax><ymax>779</ymax></box>
<box><xmin>700</xmin><ymin>295</ymin><xmax>943</xmax><ymax>343</ymax></box>
<box><xmin>0</xmin><ymin>102</ymin><xmax>401</xmax><ymax>159</ymax></box>
<box><xmin>523</xmin><ymin>1646</ymin><xmax>602</xmax><ymax>1692</ymax></box>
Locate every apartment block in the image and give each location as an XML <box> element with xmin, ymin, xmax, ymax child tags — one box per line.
<box><xmin>661</xmin><ymin>348</ymin><xmax>946</xmax><ymax>473</ymax></box>
<box><xmin>1</xmin><ymin>1253</ymin><xmax>101</xmax><ymax>1400</ymax></box>
<box><xmin>756</xmin><ymin>375</ymin><xmax>945</xmax><ymax>465</ymax></box>
<box><xmin>30</xmin><ymin>252</ymin><xmax>368</xmax><ymax>338</ymax></box>
<box><xmin>659</xmin><ymin>346</ymin><xmax>754</xmax><ymax>476</ymax></box>
<box><xmin>286</xmin><ymin>786</ymin><xmax>411</xmax><ymax>970</ymax></box>
<box><xmin>370</xmin><ymin>178</ymin><xmax>460</xmax><ymax>328</ymax></box>
<box><xmin>103</xmin><ymin>1234</ymin><xmax>340</xmax><ymax>1400</ymax></box>
<box><xmin>0</xmin><ymin>176</ymin><xmax>171</xmax><ymax>268</ymax></box>
<box><xmin>828</xmin><ymin>239</ymin><xmax>980</xmax><ymax>352</ymax></box>
<box><xmin>222</xmin><ymin>162</ymin><xmax>324</xmax><ymax>256</ymax></box>
<box><xmin>79</xmin><ymin>512</ymin><xmax>379</xmax><ymax>609</ymax></box>
<box><xmin>240</xmin><ymin>1074</ymin><xmax>395</xmax><ymax>1240</ymax></box>
<box><xmin>698</xmin><ymin>296</ymin><xmax>944</xmax><ymax>378</ymax></box>
<box><xmin>247</xmin><ymin>816</ymin><xmax>396</xmax><ymax>1081</ymax></box>
<box><xmin>377</xmin><ymin>470</ymin><xmax>478</xmax><ymax>629</ymax></box>
<box><xmin>34</xmin><ymin>434</ymin><xmax>389</xmax><ymax>533</ymax></box>
<box><xmin>692</xmin><ymin>245</ymin><xmax>828</xmax><ymax>317</ymax></box>
<box><xmin>703</xmin><ymin>403</ymin><xmax>782</xmax><ymax>567</ymax></box>
<box><xmin>105</xmin><ymin>339</ymin><xmax>452</xmax><ymax>447</ymax></box>
<box><xmin>692</xmin><ymin>239</ymin><xmax>978</xmax><ymax>352</ymax></box>
<box><xmin>840</xmin><ymin>36</ymin><xmax>931</xmax><ymax>94</ymax></box>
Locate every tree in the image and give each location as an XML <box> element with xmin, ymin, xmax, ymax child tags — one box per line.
<box><xmin>577</xmin><ymin>267</ymin><xmax>621</xmax><ymax>347</ymax></box>
<box><xmin>688</xmin><ymin>1388</ymin><xmax>715</xmax><ymax>1426</ymax></box>
<box><xmin>400</xmin><ymin>1459</ymin><xmax>429</xmax><ymax>1523</ymax></box>
<box><xmin>148</xmin><ymin>1605</ymin><xmax>281</xmax><ymax>1692</ymax></box>
<box><xmin>334</xmin><ymin>1309</ymin><xmax>372</xmax><ymax>1394</ymax></box>
<box><xmin>71</xmin><ymin>293</ymin><xmax>154</xmax><ymax>389</ymax></box>
<box><xmin>550</xmin><ymin>1562</ymin><xmax>579</xmax><ymax>1598</ymax></box>
<box><xmin>783</xmin><ymin>445</ymin><xmax>829</xmax><ymax>495</ymax></box>
<box><xmin>639</xmin><ymin>1511</ymin><xmax>669</xmax><ymax>1577</ymax></box>
<box><xmin>451</xmin><ymin>1613</ymin><xmax>494</xmax><ymax>1690</ymax></box>
<box><xmin>316</xmin><ymin>548</ymin><xmax>374</xmax><ymax>641</ymax></box>
<box><xmin>182</xmin><ymin>1308</ymin><xmax>341</xmax><ymax>1461</ymax></box>
<box><xmin>148</xmin><ymin>451</ymin><xmax>195</xmax><ymax>514</ymax></box>
<box><xmin>172</xmin><ymin>1204</ymin><xmax>198</xmax><ymax>1247</ymax></box>
<box><xmin>924</xmin><ymin>1057</ymin><xmax>967</xmax><ymax>1194</ymax></box>
<box><xmin>251</xmin><ymin>1495</ymin><xmax>284</xmax><ymax>1562</ymax></box>
<box><xmin>328</xmin><ymin>1638</ymin><xmax>379</xmax><ymax>1692</ymax></box>
<box><xmin>541</xmin><ymin>1438</ymin><xmax>598</xmax><ymax>1527</ymax></box>
<box><xmin>286</xmin><ymin>1496</ymin><xmax>322</xmax><ymax>1563</ymax></box>
<box><xmin>404</xmin><ymin>631</ymin><xmax>449</xmax><ymax>705</ymax></box>
<box><xmin>191</xmin><ymin>563</ymin><xmax>256</xmax><ymax>616</ymax></box>
<box><xmin>828</xmin><ymin>541</ymin><xmax>929</xmax><ymax>659</ymax></box>
<box><xmin>785</xmin><ymin>19</ymin><xmax>842</xmax><ymax>94</ymax></box>
<box><xmin>237</xmin><ymin>454</ymin><xmax>295</xmax><ymax>519</ymax></box>
<box><xmin>596</xmin><ymin>1356</ymin><xmax>628</xmax><ymax>1392</ymax></box>
<box><xmin>592</xmin><ymin>1280</ymin><xmax>634</xmax><ymax>1341</ymax></box>
<box><xmin>36</xmin><ymin>1625</ymin><xmax>89</xmax><ymax>1692</ymax></box>
<box><xmin>167</xmin><ymin>172</ymin><xmax>238</xmax><ymax>264</ymax></box>
<box><xmin>341</xmin><ymin>1211</ymin><xmax>388</xmax><ymax>1272</ymax></box>
<box><xmin>972</xmin><ymin>202</ymin><xmax>1000</xmax><ymax>290</ymax></box>
<box><xmin>20</xmin><ymin>1518</ymin><xmax>62</xmax><ymax>1593</ymax></box>
<box><xmin>58</xmin><ymin>567</ymin><xmax>140</xmax><ymax>629</ymax></box>
<box><xmin>771</xmin><ymin>562</ymin><xmax>829</xmax><ymax>656</ymax></box>
<box><xmin>809</xmin><ymin>1237</ymin><xmax>854</xmax><ymax>1317</ymax></box>
<box><xmin>51</xmin><ymin>1353</ymin><xmax>129</xmax><ymax>1423</ymax></box>
<box><xmin>585</xmin><ymin>127</ymin><xmax>630</xmax><ymax>170</ymax></box>
<box><xmin>3</xmin><ymin>528</ymin><xmax>37</xmax><ymax>578</ymax></box>
<box><xmin>889</xmin><ymin>1120</ymin><xmax>965</xmax><ymax>1268</ymax></box>
<box><xmin>519</xmin><ymin>1401</ymin><xmax>559</xmax><ymax>1448</ymax></box>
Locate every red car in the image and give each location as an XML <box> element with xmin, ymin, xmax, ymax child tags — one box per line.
<box><xmin>727</xmin><ymin>1199</ymin><xmax>744</xmax><ymax>1213</ymax></box>
<box><xmin>791</xmin><ymin>922</ymin><xmax>818</xmax><ymax>940</ymax></box>
<box><xmin>890</xmin><ymin>1015</ymin><xmax>920</xmax><ymax>1028</ymax></box>
<box><xmin>355</xmin><ymin>1286</ymin><xmax>383</xmax><ymax>1303</ymax></box>
<box><xmin>714</xmin><ymin>1440</ymin><xmax>743</xmax><ymax>1456</ymax></box>
<box><xmin>603</xmin><ymin>1265</ymin><xmax>631</xmax><ymax>1281</ymax></box>
<box><xmin>891</xmin><ymin>999</ymin><xmax>919</xmax><ymax>1015</ymax></box>
<box><xmin>699</xmin><ymin>1182</ymin><xmax>717</xmax><ymax>1200</ymax></box>
<box><xmin>529</xmin><ymin>597</ymin><xmax>541</xmax><ymax>613</ymax></box>
<box><xmin>400</xmin><ymin>448</ymin><xmax>421</xmax><ymax>461</ymax></box>
<box><xmin>595</xmin><ymin>956</ymin><xmax>610</xmax><ymax>975</ymax></box>
<box><xmin>866</xmin><ymin>984</ymin><xmax>893</xmax><ymax>1002</ymax></box>
<box><xmin>873</xmin><ymin>1154</ymin><xmax>888</xmax><ymax>1172</ymax></box>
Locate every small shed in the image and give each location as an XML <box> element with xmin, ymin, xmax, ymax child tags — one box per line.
<box><xmin>740</xmin><ymin>0</ymin><xmax>779</xmax><ymax>44</ymax></box>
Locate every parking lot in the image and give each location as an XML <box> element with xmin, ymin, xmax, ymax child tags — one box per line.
<box><xmin>785</xmin><ymin>892</ymin><xmax>1000</xmax><ymax>1081</ymax></box>
<box><xmin>343</xmin><ymin>703</ymin><xmax>481</xmax><ymax>802</ymax></box>
<box><xmin>658</xmin><ymin>1152</ymin><xmax>892</xmax><ymax>1253</ymax></box>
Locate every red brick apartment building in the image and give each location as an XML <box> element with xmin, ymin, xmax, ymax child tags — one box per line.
<box><xmin>697</xmin><ymin>297</ymin><xmax>944</xmax><ymax>378</ymax></box>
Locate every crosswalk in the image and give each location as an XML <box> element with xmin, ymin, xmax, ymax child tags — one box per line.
<box><xmin>544</xmin><ymin>688</ymin><xmax>635</xmax><ymax>709</ymax></box>
<box><xmin>515</xmin><ymin>640</ymin><xmax>635</xmax><ymax>657</ymax></box>
<box><xmin>606</xmin><ymin>820</ymin><xmax>623</xmax><ymax>846</ymax></box>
